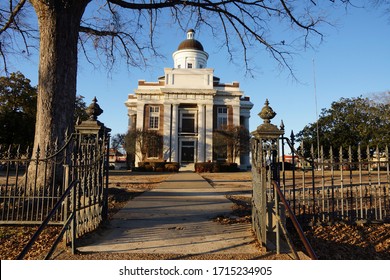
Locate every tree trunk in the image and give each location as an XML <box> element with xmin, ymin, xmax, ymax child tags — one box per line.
<box><xmin>27</xmin><ymin>0</ymin><xmax>90</xmax><ymax>191</ymax></box>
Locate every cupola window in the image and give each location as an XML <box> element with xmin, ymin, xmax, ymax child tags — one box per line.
<box><xmin>187</xmin><ymin>29</ymin><xmax>195</xmax><ymax>39</ymax></box>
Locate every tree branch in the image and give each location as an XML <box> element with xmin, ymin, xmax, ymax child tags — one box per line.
<box><xmin>105</xmin><ymin>0</ymin><xmax>326</xmax><ymax>76</ymax></box>
<box><xmin>79</xmin><ymin>24</ymin><xmax>149</xmax><ymax>69</ymax></box>
<box><xmin>1</xmin><ymin>0</ymin><xmax>359</xmax><ymax>77</ymax></box>
<box><xmin>0</xmin><ymin>0</ymin><xmax>37</xmax><ymax>74</ymax></box>
<box><xmin>0</xmin><ymin>0</ymin><xmax>27</xmax><ymax>35</ymax></box>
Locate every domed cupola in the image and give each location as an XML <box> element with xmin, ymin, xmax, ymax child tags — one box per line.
<box><xmin>177</xmin><ymin>29</ymin><xmax>205</xmax><ymax>51</ymax></box>
<box><xmin>173</xmin><ymin>29</ymin><xmax>209</xmax><ymax>69</ymax></box>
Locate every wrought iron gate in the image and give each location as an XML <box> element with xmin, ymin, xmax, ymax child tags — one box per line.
<box><xmin>251</xmin><ymin>99</ymin><xmax>389</xmax><ymax>258</ymax></box>
<box><xmin>0</xmin><ymin>98</ymin><xmax>111</xmax><ymax>242</ymax></box>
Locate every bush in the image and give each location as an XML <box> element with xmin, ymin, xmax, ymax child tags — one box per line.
<box><xmin>137</xmin><ymin>162</ymin><xmax>148</xmax><ymax>171</ymax></box>
<box><xmin>165</xmin><ymin>162</ymin><xmax>180</xmax><ymax>172</ymax></box>
<box><xmin>150</xmin><ymin>161</ymin><xmax>165</xmax><ymax>171</ymax></box>
<box><xmin>136</xmin><ymin>161</ymin><xmax>180</xmax><ymax>172</ymax></box>
<box><xmin>212</xmin><ymin>163</ymin><xmax>221</xmax><ymax>172</ymax></box>
<box><xmin>217</xmin><ymin>163</ymin><xmax>239</xmax><ymax>172</ymax></box>
<box><xmin>144</xmin><ymin>165</ymin><xmax>153</xmax><ymax>172</ymax></box>
<box><xmin>195</xmin><ymin>162</ymin><xmax>214</xmax><ymax>172</ymax></box>
<box><xmin>137</xmin><ymin>161</ymin><xmax>239</xmax><ymax>173</ymax></box>
<box><xmin>195</xmin><ymin>162</ymin><xmax>239</xmax><ymax>173</ymax></box>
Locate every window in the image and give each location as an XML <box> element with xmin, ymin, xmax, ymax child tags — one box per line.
<box><xmin>217</xmin><ymin>107</ymin><xmax>228</xmax><ymax>129</ymax></box>
<box><xmin>149</xmin><ymin>106</ymin><xmax>159</xmax><ymax>129</ymax></box>
<box><xmin>148</xmin><ymin>135</ymin><xmax>160</xmax><ymax>158</ymax></box>
<box><xmin>181</xmin><ymin>113</ymin><xmax>195</xmax><ymax>133</ymax></box>
<box><xmin>187</xmin><ymin>63</ymin><xmax>192</xmax><ymax>68</ymax></box>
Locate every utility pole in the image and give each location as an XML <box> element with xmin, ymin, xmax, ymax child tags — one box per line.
<box><xmin>313</xmin><ymin>59</ymin><xmax>320</xmax><ymax>170</ymax></box>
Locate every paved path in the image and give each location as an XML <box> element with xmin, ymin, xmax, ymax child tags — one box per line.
<box><xmin>77</xmin><ymin>172</ymin><xmax>261</xmax><ymax>256</ymax></box>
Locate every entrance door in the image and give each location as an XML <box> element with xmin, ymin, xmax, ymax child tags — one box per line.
<box><xmin>181</xmin><ymin>141</ymin><xmax>195</xmax><ymax>163</ymax></box>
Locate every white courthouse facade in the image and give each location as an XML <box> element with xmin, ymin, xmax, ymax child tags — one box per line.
<box><xmin>125</xmin><ymin>29</ymin><xmax>253</xmax><ymax>169</ymax></box>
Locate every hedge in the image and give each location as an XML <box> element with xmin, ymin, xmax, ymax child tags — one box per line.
<box><xmin>135</xmin><ymin>161</ymin><xmax>180</xmax><ymax>172</ymax></box>
<box><xmin>195</xmin><ymin>162</ymin><xmax>239</xmax><ymax>173</ymax></box>
<box><xmin>134</xmin><ymin>161</ymin><xmax>239</xmax><ymax>172</ymax></box>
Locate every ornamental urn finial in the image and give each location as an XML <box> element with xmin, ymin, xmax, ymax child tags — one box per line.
<box><xmin>258</xmin><ymin>99</ymin><xmax>276</xmax><ymax>124</ymax></box>
<box><xmin>86</xmin><ymin>97</ymin><xmax>103</xmax><ymax>121</ymax></box>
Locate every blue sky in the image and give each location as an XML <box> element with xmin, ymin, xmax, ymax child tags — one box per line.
<box><xmin>8</xmin><ymin>2</ymin><xmax>390</xmax><ymax>139</ymax></box>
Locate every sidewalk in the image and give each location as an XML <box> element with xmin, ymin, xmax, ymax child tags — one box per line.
<box><xmin>76</xmin><ymin>172</ymin><xmax>262</xmax><ymax>256</ymax></box>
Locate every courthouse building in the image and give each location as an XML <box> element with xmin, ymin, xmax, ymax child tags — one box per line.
<box><xmin>125</xmin><ymin>29</ymin><xmax>253</xmax><ymax>169</ymax></box>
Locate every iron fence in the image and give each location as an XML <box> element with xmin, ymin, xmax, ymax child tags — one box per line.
<box><xmin>280</xmin><ymin>136</ymin><xmax>390</xmax><ymax>225</ymax></box>
<box><xmin>0</xmin><ymin>140</ymin><xmax>72</xmax><ymax>225</ymax></box>
<box><xmin>0</xmin><ymin>98</ymin><xmax>111</xmax><ymax>258</ymax></box>
<box><xmin>251</xmin><ymin>99</ymin><xmax>388</xmax><ymax>258</ymax></box>
<box><xmin>0</xmin><ymin>129</ymin><xmax>110</xmax><ymax>238</ymax></box>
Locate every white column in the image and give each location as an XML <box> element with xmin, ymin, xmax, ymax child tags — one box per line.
<box><xmin>163</xmin><ymin>104</ymin><xmax>172</xmax><ymax>161</ymax></box>
<box><xmin>233</xmin><ymin>105</ymin><xmax>240</xmax><ymax>126</ymax></box>
<box><xmin>241</xmin><ymin>115</ymin><xmax>251</xmax><ymax>169</ymax></box>
<box><xmin>197</xmin><ymin>105</ymin><xmax>205</xmax><ymax>162</ymax></box>
<box><xmin>171</xmin><ymin>104</ymin><xmax>179</xmax><ymax>162</ymax></box>
<box><xmin>134</xmin><ymin>103</ymin><xmax>145</xmax><ymax>166</ymax></box>
<box><xmin>205</xmin><ymin>104</ymin><xmax>213</xmax><ymax>161</ymax></box>
<box><xmin>233</xmin><ymin>105</ymin><xmax>241</xmax><ymax>165</ymax></box>
<box><xmin>136</xmin><ymin>103</ymin><xmax>145</xmax><ymax>130</ymax></box>
<box><xmin>126</xmin><ymin>108</ymin><xmax>137</xmax><ymax>130</ymax></box>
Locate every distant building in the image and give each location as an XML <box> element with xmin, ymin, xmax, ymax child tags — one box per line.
<box><xmin>372</xmin><ymin>151</ymin><xmax>388</xmax><ymax>169</ymax></box>
<box><xmin>283</xmin><ymin>155</ymin><xmax>299</xmax><ymax>165</ymax></box>
<box><xmin>125</xmin><ymin>29</ymin><xmax>253</xmax><ymax>170</ymax></box>
<box><xmin>108</xmin><ymin>149</ymin><xmax>127</xmax><ymax>170</ymax></box>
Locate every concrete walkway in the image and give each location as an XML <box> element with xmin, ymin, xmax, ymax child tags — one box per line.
<box><xmin>77</xmin><ymin>172</ymin><xmax>261</xmax><ymax>256</ymax></box>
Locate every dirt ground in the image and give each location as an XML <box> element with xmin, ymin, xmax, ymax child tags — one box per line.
<box><xmin>1</xmin><ymin>171</ymin><xmax>389</xmax><ymax>260</ymax></box>
<box><xmin>0</xmin><ymin>172</ymin><xmax>170</xmax><ymax>260</ymax></box>
<box><xmin>202</xmin><ymin>172</ymin><xmax>390</xmax><ymax>260</ymax></box>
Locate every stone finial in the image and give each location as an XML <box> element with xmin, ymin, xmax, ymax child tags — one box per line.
<box><xmin>258</xmin><ymin>99</ymin><xmax>276</xmax><ymax>124</ymax></box>
<box><xmin>86</xmin><ymin>97</ymin><xmax>103</xmax><ymax>121</ymax></box>
<box><xmin>253</xmin><ymin>99</ymin><xmax>283</xmax><ymax>139</ymax></box>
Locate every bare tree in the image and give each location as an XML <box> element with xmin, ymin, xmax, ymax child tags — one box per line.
<box><xmin>0</xmin><ymin>0</ymin><xmax>359</xmax><ymax>188</ymax></box>
<box><xmin>213</xmin><ymin>125</ymin><xmax>250</xmax><ymax>163</ymax></box>
<box><xmin>124</xmin><ymin>129</ymin><xmax>162</xmax><ymax>162</ymax></box>
<box><xmin>111</xmin><ymin>133</ymin><xmax>125</xmax><ymax>151</ymax></box>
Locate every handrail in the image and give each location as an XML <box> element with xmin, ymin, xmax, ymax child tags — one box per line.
<box><xmin>271</xmin><ymin>180</ymin><xmax>318</xmax><ymax>260</ymax></box>
<box><xmin>16</xmin><ymin>179</ymin><xmax>79</xmax><ymax>260</ymax></box>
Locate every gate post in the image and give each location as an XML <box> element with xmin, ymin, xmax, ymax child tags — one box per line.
<box><xmin>74</xmin><ymin>97</ymin><xmax>111</xmax><ymax>232</ymax></box>
<box><xmin>251</xmin><ymin>99</ymin><xmax>284</xmax><ymax>250</ymax></box>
